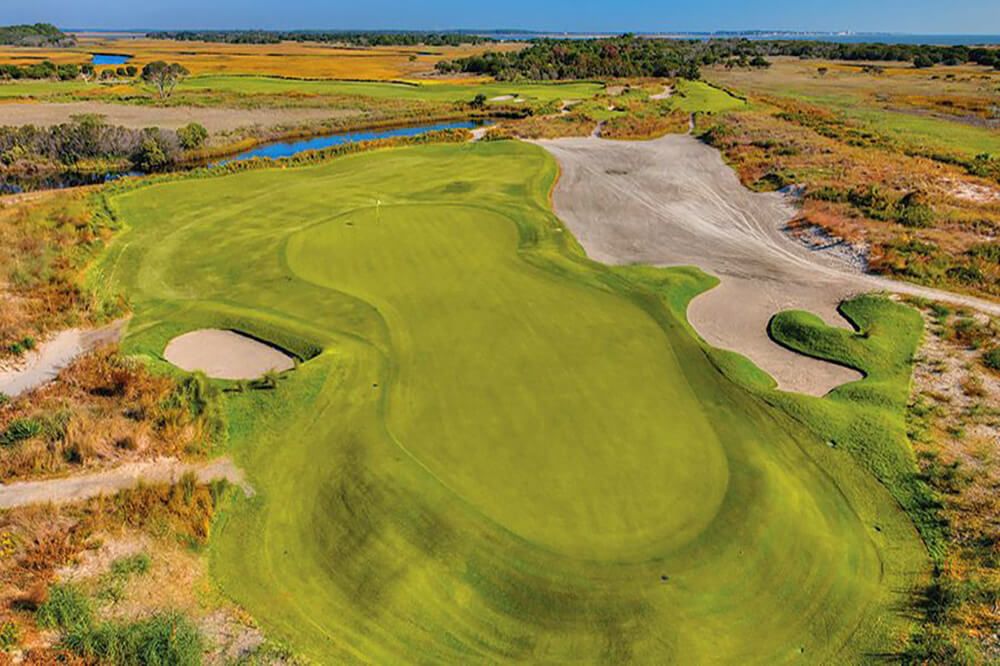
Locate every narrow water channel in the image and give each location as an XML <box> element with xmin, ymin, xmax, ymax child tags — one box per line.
<box><xmin>0</xmin><ymin>119</ymin><xmax>493</xmax><ymax>194</ymax></box>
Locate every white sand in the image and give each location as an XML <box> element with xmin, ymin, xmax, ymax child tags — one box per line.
<box><xmin>0</xmin><ymin>320</ymin><xmax>125</xmax><ymax>398</ymax></box>
<box><xmin>535</xmin><ymin>134</ymin><xmax>999</xmax><ymax>395</ymax></box>
<box><xmin>164</xmin><ymin>329</ymin><xmax>295</xmax><ymax>380</ymax></box>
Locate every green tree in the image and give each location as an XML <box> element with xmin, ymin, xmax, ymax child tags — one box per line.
<box><xmin>136</xmin><ymin>136</ymin><xmax>169</xmax><ymax>171</ymax></box>
<box><xmin>177</xmin><ymin>122</ymin><xmax>208</xmax><ymax>150</ymax></box>
<box><xmin>141</xmin><ymin>61</ymin><xmax>189</xmax><ymax>98</ymax></box>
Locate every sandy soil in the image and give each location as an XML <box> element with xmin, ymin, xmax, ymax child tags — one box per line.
<box><xmin>535</xmin><ymin>134</ymin><xmax>1000</xmax><ymax>395</ymax></box>
<box><xmin>0</xmin><ymin>456</ymin><xmax>249</xmax><ymax>509</ymax></box>
<box><xmin>650</xmin><ymin>85</ymin><xmax>674</xmax><ymax>100</ymax></box>
<box><xmin>0</xmin><ymin>102</ymin><xmax>360</xmax><ymax>133</ymax></box>
<box><xmin>164</xmin><ymin>329</ymin><xmax>295</xmax><ymax>380</ymax></box>
<box><xmin>0</xmin><ymin>319</ymin><xmax>125</xmax><ymax>398</ymax></box>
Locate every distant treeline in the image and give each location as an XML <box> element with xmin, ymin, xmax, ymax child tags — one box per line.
<box><xmin>437</xmin><ymin>37</ymin><xmax>701</xmax><ymax>80</ymax></box>
<box><xmin>0</xmin><ymin>23</ymin><xmax>73</xmax><ymax>47</ymax></box>
<box><xmin>145</xmin><ymin>31</ymin><xmax>493</xmax><ymax>47</ymax></box>
<box><xmin>437</xmin><ymin>36</ymin><xmax>1000</xmax><ymax>80</ymax></box>
<box><xmin>0</xmin><ymin>61</ymin><xmax>91</xmax><ymax>81</ymax></box>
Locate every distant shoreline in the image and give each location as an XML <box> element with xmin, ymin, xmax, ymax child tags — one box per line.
<box><xmin>65</xmin><ymin>29</ymin><xmax>1000</xmax><ymax>46</ymax></box>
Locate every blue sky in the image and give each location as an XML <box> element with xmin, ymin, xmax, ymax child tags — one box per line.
<box><xmin>8</xmin><ymin>0</ymin><xmax>1000</xmax><ymax>33</ymax></box>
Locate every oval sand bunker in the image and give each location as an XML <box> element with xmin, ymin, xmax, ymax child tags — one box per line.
<box><xmin>164</xmin><ymin>329</ymin><xmax>295</xmax><ymax>380</ymax></box>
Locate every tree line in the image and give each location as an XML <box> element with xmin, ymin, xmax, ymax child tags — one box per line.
<box><xmin>0</xmin><ymin>115</ymin><xmax>208</xmax><ymax>173</ymax></box>
<box><xmin>145</xmin><ymin>30</ymin><xmax>493</xmax><ymax>47</ymax></box>
<box><xmin>436</xmin><ymin>36</ymin><xmax>1000</xmax><ymax>80</ymax></box>
<box><xmin>0</xmin><ymin>23</ymin><xmax>73</xmax><ymax>47</ymax></box>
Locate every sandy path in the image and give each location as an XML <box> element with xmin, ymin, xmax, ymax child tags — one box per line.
<box><xmin>535</xmin><ymin>134</ymin><xmax>999</xmax><ymax>396</ymax></box>
<box><xmin>0</xmin><ymin>319</ymin><xmax>125</xmax><ymax>398</ymax></box>
<box><xmin>0</xmin><ymin>102</ymin><xmax>360</xmax><ymax>133</ymax></box>
<box><xmin>0</xmin><ymin>456</ymin><xmax>250</xmax><ymax>509</ymax></box>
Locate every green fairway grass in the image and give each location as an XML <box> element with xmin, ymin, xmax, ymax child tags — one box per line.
<box><xmin>178</xmin><ymin>75</ymin><xmax>603</xmax><ymax>104</ymax></box>
<box><xmin>671</xmin><ymin>79</ymin><xmax>746</xmax><ymax>113</ymax></box>
<box><xmin>100</xmin><ymin>140</ymin><xmax>924</xmax><ymax>663</ymax></box>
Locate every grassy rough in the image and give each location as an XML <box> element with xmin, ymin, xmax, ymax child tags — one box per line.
<box><xmin>101</xmin><ymin>141</ymin><xmax>925</xmax><ymax>663</ymax></box>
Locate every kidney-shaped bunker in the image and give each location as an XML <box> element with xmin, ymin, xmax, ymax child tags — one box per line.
<box><xmin>164</xmin><ymin>329</ymin><xmax>295</xmax><ymax>380</ymax></box>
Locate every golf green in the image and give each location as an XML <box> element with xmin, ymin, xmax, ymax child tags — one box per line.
<box><xmin>101</xmin><ymin>141</ymin><xmax>922</xmax><ymax>663</ymax></box>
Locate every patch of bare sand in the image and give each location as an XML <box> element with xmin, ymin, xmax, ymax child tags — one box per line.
<box><xmin>535</xmin><ymin>134</ymin><xmax>1000</xmax><ymax>395</ymax></box>
<box><xmin>58</xmin><ymin>531</ymin><xmax>268</xmax><ymax>664</ymax></box>
<box><xmin>0</xmin><ymin>319</ymin><xmax>125</xmax><ymax>398</ymax></box>
<box><xmin>650</xmin><ymin>85</ymin><xmax>674</xmax><ymax>100</ymax></box>
<box><xmin>0</xmin><ymin>102</ymin><xmax>360</xmax><ymax>133</ymax></box>
<box><xmin>164</xmin><ymin>329</ymin><xmax>295</xmax><ymax>380</ymax></box>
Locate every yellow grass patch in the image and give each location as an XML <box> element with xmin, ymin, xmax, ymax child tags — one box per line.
<box><xmin>0</xmin><ymin>37</ymin><xmax>523</xmax><ymax>80</ymax></box>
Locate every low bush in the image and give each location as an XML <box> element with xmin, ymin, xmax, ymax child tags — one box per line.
<box><xmin>982</xmin><ymin>347</ymin><xmax>1000</xmax><ymax>372</ymax></box>
<box><xmin>0</xmin><ymin>418</ymin><xmax>42</xmax><ymax>447</ymax></box>
<box><xmin>36</xmin><ymin>584</ymin><xmax>92</xmax><ymax>631</ymax></box>
<box><xmin>176</xmin><ymin>122</ymin><xmax>208</xmax><ymax>150</ymax></box>
<box><xmin>63</xmin><ymin>612</ymin><xmax>203</xmax><ymax>666</ymax></box>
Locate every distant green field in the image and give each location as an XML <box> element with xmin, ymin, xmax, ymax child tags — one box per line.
<box><xmin>760</xmin><ymin>88</ymin><xmax>1000</xmax><ymax>157</ymax></box>
<box><xmin>671</xmin><ymin>79</ymin><xmax>747</xmax><ymax>113</ymax></box>
<box><xmin>0</xmin><ymin>79</ymin><xmax>90</xmax><ymax>99</ymax></box>
<box><xmin>846</xmin><ymin>106</ymin><xmax>1000</xmax><ymax>156</ymax></box>
<box><xmin>101</xmin><ymin>141</ymin><xmax>922</xmax><ymax>663</ymax></box>
<box><xmin>180</xmin><ymin>75</ymin><xmax>603</xmax><ymax>104</ymax></box>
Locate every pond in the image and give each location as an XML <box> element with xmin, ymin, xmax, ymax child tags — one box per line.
<box><xmin>91</xmin><ymin>53</ymin><xmax>132</xmax><ymax>66</ymax></box>
<box><xmin>0</xmin><ymin>119</ymin><xmax>494</xmax><ymax>195</ymax></box>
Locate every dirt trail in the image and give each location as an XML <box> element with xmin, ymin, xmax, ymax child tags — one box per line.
<box><xmin>0</xmin><ymin>456</ymin><xmax>250</xmax><ymax>509</ymax></box>
<box><xmin>0</xmin><ymin>320</ymin><xmax>126</xmax><ymax>398</ymax></box>
<box><xmin>535</xmin><ymin>134</ymin><xmax>999</xmax><ymax>396</ymax></box>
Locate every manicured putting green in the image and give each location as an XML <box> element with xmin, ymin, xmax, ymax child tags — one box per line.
<box><xmin>103</xmin><ymin>141</ymin><xmax>919</xmax><ymax>663</ymax></box>
<box><xmin>179</xmin><ymin>74</ymin><xmax>602</xmax><ymax>103</ymax></box>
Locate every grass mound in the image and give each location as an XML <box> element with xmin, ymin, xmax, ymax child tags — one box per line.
<box><xmin>101</xmin><ymin>141</ymin><xmax>926</xmax><ymax>662</ymax></box>
<box><xmin>769</xmin><ymin>296</ymin><xmax>943</xmax><ymax>557</ymax></box>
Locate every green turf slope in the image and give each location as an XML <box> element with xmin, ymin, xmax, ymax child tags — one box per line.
<box><xmin>100</xmin><ymin>141</ymin><xmax>924</xmax><ymax>663</ymax></box>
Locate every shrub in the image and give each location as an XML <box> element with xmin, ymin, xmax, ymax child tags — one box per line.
<box><xmin>36</xmin><ymin>584</ymin><xmax>92</xmax><ymax>631</ymax></box>
<box><xmin>7</xmin><ymin>336</ymin><xmax>36</xmax><ymax>355</ymax></box>
<box><xmin>966</xmin><ymin>242</ymin><xmax>1000</xmax><ymax>263</ymax></box>
<box><xmin>0</xmin><ymin>621</ymin><xmax>19</xmax><ymax>651</ymax></box>
<box><xmin>946</xmin><ymin>265</ymin><xmax>985</xmax><ymax>286</ymax></box>
<box><xmin>982</xmin><ymin>347</ymin><xmax>1000</xmax><ymax>372</ymax></box>
<box><xmin>0</xmin><ymin>418</ymin><xmax>42</xmax><ymax>447</ymax></box>
<box><xmin>110</xmin><ymin>552</ymin><xmax>151</xmax><ymax>577</ymax></box>
<box><xmin>63</xmin><ymin>612</ymin><xmax>203</xmax><ymax>666</ymax></box>
<box><xmin>897</xmin><ymin>192</ymin><xmax>935</xmax><ymax>228</ymax></box>
<box><xmin>135</xmin><ymin>137</ymin><xmax>169</xmax><ymax>172</ymax></box>
<box><xmin>176</xmin><ymin>122</ymin><xmax>208</xmax><ymax>150</ymax></box>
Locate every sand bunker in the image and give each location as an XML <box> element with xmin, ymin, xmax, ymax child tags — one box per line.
<box><xmin>535</xmin><ymin>134</ymin><xmax>999</xmax><ymax>396</ymax></box>
<box><xmin>164</xmin><ymin>329</ymin><xmax>295</xmax><ymax>380</ymax></box>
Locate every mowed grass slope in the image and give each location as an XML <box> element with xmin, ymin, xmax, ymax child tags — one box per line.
<box><xmin>101</xmin><ymin>141</ymin><xmax>922</xmax><ymax>663</ymax></box>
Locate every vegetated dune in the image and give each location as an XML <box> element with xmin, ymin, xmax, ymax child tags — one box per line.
<box><xmin>0</xmin><ymin>102</ymin><xmax>360</xmax><ymax>133</ymax></box>
<box><xmin>536</xmin><ymin>133</ymin><xmax>1000</xmax><ymax>395</ymax></box>
<box><xmin>101</xmin><ymin>141</ymin><xmax>922</xmax><ymax>663</ymax></box>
